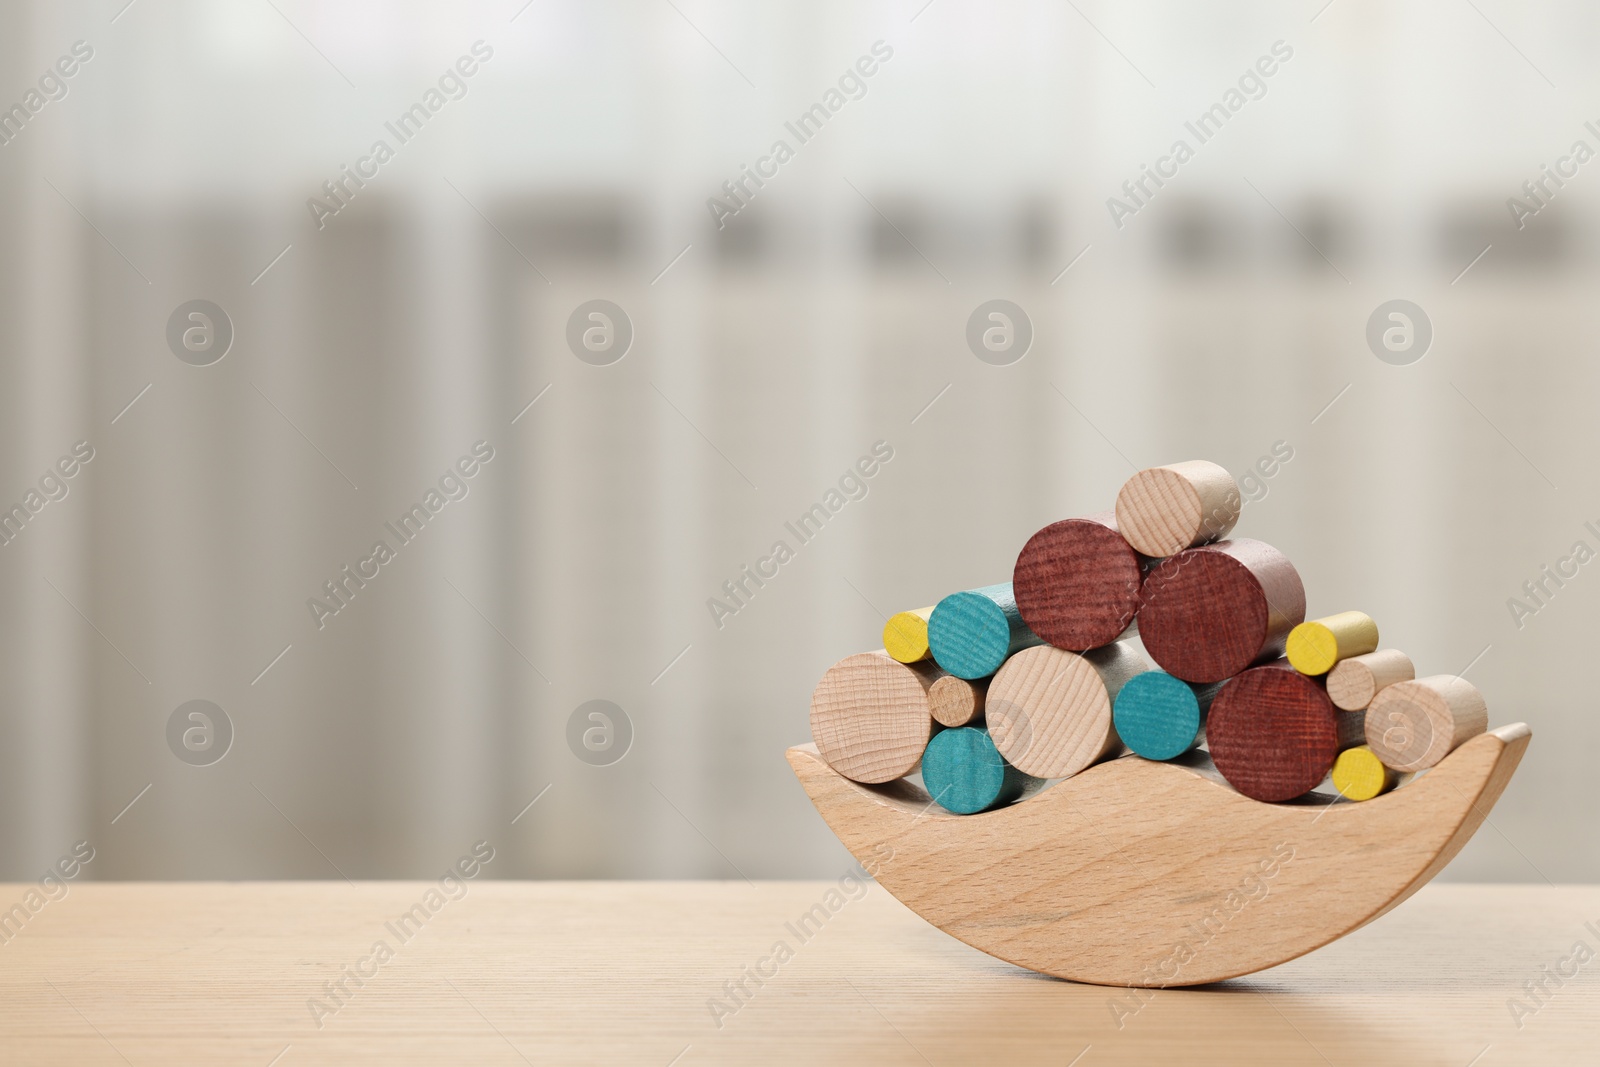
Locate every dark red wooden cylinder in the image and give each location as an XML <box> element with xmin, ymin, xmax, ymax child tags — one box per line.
<box><xmin>1208</xmin><ymin>664</ymin><xmax>1361</xmax><ymax>802</ymax></box>
<box><xmin>1136</xmin><ymin>538</ymin><xmax>1306</xmax><ymax>684</ymax></box>
<box><xmin>1013</xmin><ymin>511</ymin><xmax>1143</xmax><ymax>652</ymax></box>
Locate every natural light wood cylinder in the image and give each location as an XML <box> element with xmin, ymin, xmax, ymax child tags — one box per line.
<box><xmin>929</xmin><ymin>675</ymin><xmax>987</xmax><ymax>728</ymax></box>
<box><xmin>986</xmin><ymin>640</ymin><xmax>1151</xmax><ymax>779</ymax></box>
<box><xmin>1114</xmin><ymin>460</ymin><xmax>1242</xmax><ymax>558</ymax></box>
<box><xmin>883</xmin><ymin>607</ymin><xmax>935</xmax><ymax>664</ymax></box>
<box><xmin>1326</xmin><ymin>649</ymin><xmax>1416</xmax><ymax>711</ymax></box>
<box><xmin>1365</xmin><ymin>675</ymin><xmax>1488</xmax><ymax>773</ymax></box>
<box><xmin>810</xmin><ymin>651</ymin><xmax>942</xmax><ymax>784</ymax></box>
<box><xmin>1286</xmin><ymin>611</ymin><xmax>1380</xmax><ymax>676</ymax></box>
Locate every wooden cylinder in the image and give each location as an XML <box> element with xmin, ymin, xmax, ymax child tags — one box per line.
<box><xmin>882</xmin><ymin>606</ymin><xmax>935</xmax><ymax>664</ymax></box>
<box><xmin>920</xmin><ymin>727</ymin><xmax>1043</xmax><ymax>815</ymax></box>
<box><xmin>927</xmin><ymin>583</ymin><xmax>1042</xmax><ymax>680</ymax></box>
<box><xmin>929</xmin><ymin>675</ymin><xmax>987</xmax><ymax>728</ymax></box>
<box><xmin>809</xmin><ymin>651</ymin><xmax>941</xmax><ymax>784</ymax></box>
<box><xmin>1207</xmin><ymin>664</ymin><xmax>1364</xmax><ymax>802</ymax></box>
<box><xmin>1330</xmin><ymin>745</ymin><xmax>1397</xmax><ymax>801</ymax></box>
<box><xmin>1326</xmin><ymin>649</ymin><xmax>1415</xmax><ymax>711</ymax></box>
<box><xmin>1137</xmin><ymin>538</ymin><xmax>1307</xmax><ymax>684</ymax></box>
<box><xmin>986</xmin><ymin>640</ymin><xmax>1151</xmax><ymax>779</ymax></box>
<box><xmin>1286</xmin><ymin>611</ymin><xmax>1380</xmax><ymax>676</ymax></box>
<box><xmin>1012</xmin><ymin>511</ymin><xmax>1142</xmax><ymax>651</ymax></box>
<box><xmin>1112</xmin><ymin>670</ymin><xmax>1221</xmax><ymax>761</ymax></box>
<box><xmin>1114</xmin><ymin>460</ymin><xmax>1242</xmax><ymax>558</ymax></box>
<box><xmin>1364</xmin><ymin>675</ymin><xmax>1488</xmax><ymax>773</ymax></box>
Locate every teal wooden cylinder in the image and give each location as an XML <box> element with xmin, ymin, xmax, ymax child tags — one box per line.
<box><xmin>921</xmin><ymin>727</ymin><xmax>1039</xmax><ymax>815</ymax></box>
<box><xmin>1113</xmin><ymin>670</ymin><xmax>1219</xmax><ymax>760</ymax></box>
<box><xmin>927</xmin><ymin>583</ymin><xmax>1042</xmax><ymax>680</ymax></box>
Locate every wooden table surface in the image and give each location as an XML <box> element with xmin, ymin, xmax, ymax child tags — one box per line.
<box><xmin>0</xmin><ymin>881</ymin><xmax>1594</xmax><ymax>1065</ymax></box>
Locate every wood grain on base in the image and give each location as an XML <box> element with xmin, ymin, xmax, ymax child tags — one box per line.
<box><xmin>1137</xmin><ymin>538</ymin><xmax>1307</xmax><ymax>684</ymax></box>
<box><xmin>929</xmin><ymin>675</ymin><xmax>987</xmax><ymax>727</ymax></box>
<box><xmin>986</xmin><ymin>640</ymin><xmax>1151</xmax><ymax>779</ymax></box>
<box><xmin>809</xmin><ymin>651</ymin><xmax>941</xmax><ymax>784</ymax></box>
<box><xmin>1012</xmin><ymin>511</ymin><xmax>1142</xmax><ymax>651</ymax></box>
<box><xmin>1208</xmin><ymin>664</ymin><xmax>1364</xmax><ymax>802</ymax></box>
<box><xmin>1365</xmin><ymin>675</ymin><xmax>1489</xmax><ymax>773</ymax></box>
<box><xmin>787</xmin><ymin>723</ymin><xmax>1531</xmax><ymax>987</ymax></box>
<box><xmin>1286</xmin><ymin>611</ymin><xmax>1380</xmax><ymax>676</ymax></box>
<box><xmin>927</xmin><ymin>583</ymin><xmax>1042</xmax><ymax>680</ymax></box>
<box><xmin>1114</xmin><ymin>460</ymin><xmax>1242</xmax><ymax>558</ymax></box>
<box><xmin>1327</xmin><ymin>649</ymin><xmax>1416</xmax><ymax>711</ymax></box>
<box><xmin>883</xmin><ymin>606</ymin><xmax>935</xmax><ymax>663</ymax></box>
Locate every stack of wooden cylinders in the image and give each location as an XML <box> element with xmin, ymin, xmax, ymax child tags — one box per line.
<box><xmin>807</xmin><ymin>458</ymin><xmax>1493</xmax><ymax>814</ymax></box>
<box><xmin>1364</xmin><ymin>675</ymin><xmax>1488</xmax><ymax>773</ymax></box>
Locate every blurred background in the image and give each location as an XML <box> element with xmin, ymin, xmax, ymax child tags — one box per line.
<box><xmin>0</xmin><ymin>0</ymin><xmax>1594</xmax><ymax>883</ymax></box>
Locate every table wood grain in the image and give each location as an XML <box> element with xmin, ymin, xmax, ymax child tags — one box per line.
<box><xmin>0</xmin><ymin>881</ymin><xmax>1594</xmax><ymax>1064</ymax></box>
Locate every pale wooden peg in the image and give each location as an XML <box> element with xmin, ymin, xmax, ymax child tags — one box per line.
<box><xmin>929</xmin><ymin>675</ymin><xmax>987</xmax><ymax>728</ymax></box>
<box><xmin>1326</xmin><ymin>649</ymin><xmax>1415</xmax><ymax>711</ymax></box>
<box><xmin>810</xmin><ymin>651</ymin><xmax>942</xmax><ymax>784</ymax></box>
<box><xmin>1114</xmin><ymin>460</ymin><xmax>1242</xmax><ymax>558</ymax></box>
<box><xmin>986</xmin><ymin>640</ymin><xmax>1151</xmax><ymax>780</ymax></box>
<box><xmin>1365</xmin><ymin>675</ymin><xmax>1488</xmax><ymax>773</ymax></box>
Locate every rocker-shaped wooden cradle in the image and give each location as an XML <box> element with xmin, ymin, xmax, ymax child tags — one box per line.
<box><xmin>787</xmin><ymin>723</ymin><xmax>1530</xmax><ymax>987</ymax></box>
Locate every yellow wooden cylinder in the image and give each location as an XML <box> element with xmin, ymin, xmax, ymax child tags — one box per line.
<box><xmin>883</xmin><ymin>606</ymin><xmax>935</xmax><ymax>664</ymax></box>
<box><xmin>1330</xmin><ymin>745</ymin><xmax>1396</xmax><ymax>801</ymax></box>
<box><xmin>1286</xmin><ymin>611</ymin><xmax>1379</xmax><ymax>676</ymax></box>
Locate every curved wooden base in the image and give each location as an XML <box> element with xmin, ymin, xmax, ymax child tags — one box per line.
<box><xmin>787</xmin><ymin>723</ymin><xmax>1530</xmax><ymax>987</ymax></box>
